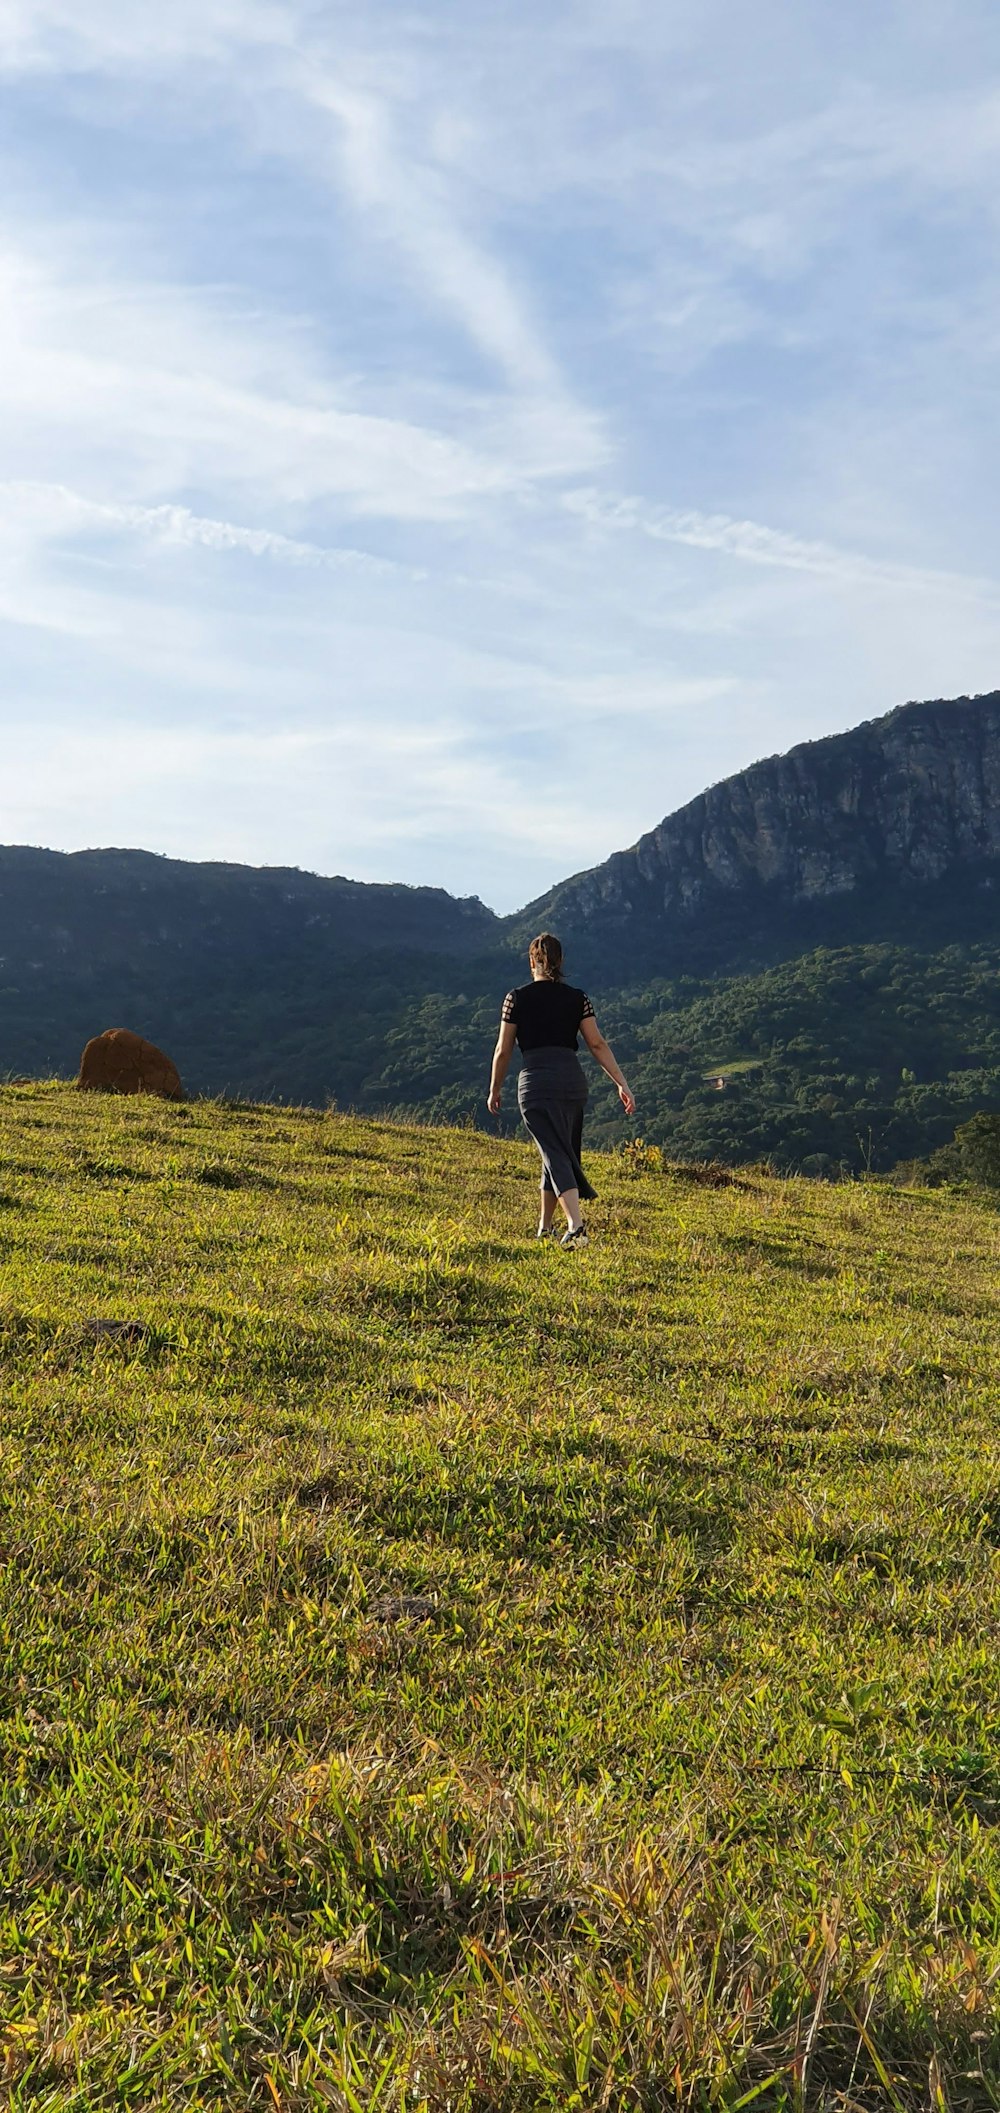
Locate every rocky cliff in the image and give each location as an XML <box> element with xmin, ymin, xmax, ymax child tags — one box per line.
<box><xmin>516</xmin><ymin>692</ymin><xmax>1000</xmax><ymax>968</ymax></box>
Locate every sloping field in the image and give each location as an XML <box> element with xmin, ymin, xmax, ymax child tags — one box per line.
<box><xmin>1</xmin><ymin>1086</ymin><xmax>999</xmax><ymax>2109</ymax></box>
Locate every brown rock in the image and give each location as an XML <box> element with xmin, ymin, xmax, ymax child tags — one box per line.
<box><xmin>78</xmin><ymin>1028</ymin><xmax>183</xmax><ymax>1100</ymax></box>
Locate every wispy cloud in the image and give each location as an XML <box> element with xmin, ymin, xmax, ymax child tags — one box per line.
<box><xmin>0</xmin><ymin>230</ymin><xmax>539</xmax><ymax>521</ymax></box>
<box><xmin>2</xmin><ymin>481</ymin><xmax>425</xmax><ymax>579</ymax></box>
<box><xmin>564</xmin><ymin>490</ymin><xmax>1000</xmax><ymax>607</ymax></box>
<box><xmin>292</xmin><ymin>54</ymin><xmax>607</xmax><ymax>480</ymax></box>
<box><xmin>307</xmin><ymin>73</ymin><xmax>559</xmax><ymax>400</ymax></box>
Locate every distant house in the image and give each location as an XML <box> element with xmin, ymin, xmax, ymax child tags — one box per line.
<box><xmin>702</xmin><ymin>1059</ymin><xmax>761</xmax><ymax>1092</ymax></box>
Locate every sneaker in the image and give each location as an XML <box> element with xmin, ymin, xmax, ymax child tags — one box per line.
<box><xmin>535</xmin><ymin>1225</ymin><xmax>556</xmax><ymax>1240</ymax></box>
<box><xmin>560</xmin><ymin>1225</ymin><xmax>589</xmax><ymax>1249</ymax></box>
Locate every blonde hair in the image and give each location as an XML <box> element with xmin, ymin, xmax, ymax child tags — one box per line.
<box><xmin>528</xmin><ymin>932</ymin><xmax>564</xmax><ymax>982</ymax></box>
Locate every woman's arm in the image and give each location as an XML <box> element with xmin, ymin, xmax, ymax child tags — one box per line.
<box><xmin>488</xmin><ymin>1021</ymin><xmax>518</xmax><ymax>1114</ymax></box>
<box><xmin>580</xmin><ymin>1014</ymin><xmax>636</xmax><ymax>1116</ymax></box>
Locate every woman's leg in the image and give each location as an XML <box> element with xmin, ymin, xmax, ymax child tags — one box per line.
<box><xmin>556</xmin><ymin>1185</ymin><xmax>582</xmax><ymax>1233</ymax></box>
<box><xmin>556</xmin><ymin>1111</ymin><xmax>586</xmax><ymax>1229</ymax></box>
<box><xmin>538</xmin><ymin>1185</ymin><xmax>559</xmax><ymax>1232</ymax></box>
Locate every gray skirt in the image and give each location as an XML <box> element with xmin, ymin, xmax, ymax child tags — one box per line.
<box><xmin>517</xmin><ymin>1046</ymin><xmax>597</xmax><ymax>1200</ymax></box>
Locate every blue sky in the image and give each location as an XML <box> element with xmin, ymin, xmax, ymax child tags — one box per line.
<box><xmin>3</xmin><ymin>1</ymin><xmax>1000</xmax><ymax>910</ymax></box>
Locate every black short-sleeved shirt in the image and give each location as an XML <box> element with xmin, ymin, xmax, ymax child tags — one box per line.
<box><xmin>501</xmin><ymin>981</ymin><xmax>595</xmax><ymax>1052</ymax></box>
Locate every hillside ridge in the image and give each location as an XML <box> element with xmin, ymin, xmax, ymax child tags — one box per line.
<box><xmin>0</xmin><ymin>843</ymin><xmax>498</xmax><ymax>966</ymax></box>
<box><xmin>7</xmin><ymin>690</ymin><xmax>1000</xmax><ymax>954</ymax></box>
<box><xmin>4</xmin><ymin>690</ymin><xmax>1000</xmax><ymax>1161</ymax></box>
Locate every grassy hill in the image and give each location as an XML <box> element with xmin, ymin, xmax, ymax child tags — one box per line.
<box><xmin>2</xmin><ymin>1086</ymin><xmax>1000</xmax><ymax>2108</ymax></box>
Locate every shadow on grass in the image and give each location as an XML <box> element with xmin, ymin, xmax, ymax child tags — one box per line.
<box><xmin>297</xmin><ymin>1458</ymin><xmax>738</xmax><ymax>1561</ymax></box>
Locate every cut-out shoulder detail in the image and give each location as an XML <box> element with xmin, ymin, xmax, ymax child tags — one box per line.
<box><xmin>501</xmin><ymin>990</ymin><xmax>517</xmax><ymax>1024</ymax></box>
<box><xmin>582</xmin><ymin>993</ymin><xmax>595</xmax><ymax>1019</ymax></box>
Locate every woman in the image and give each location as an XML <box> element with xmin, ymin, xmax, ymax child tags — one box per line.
<box><xmin>487</xmin><ymin>932</ymin><xmax>636</xmax><ymax>1248</ymax></box>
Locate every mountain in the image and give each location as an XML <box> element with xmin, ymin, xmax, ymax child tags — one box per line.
<box><xmin>518</xmin><ymin>690</ymin><xmax>1000</xmax><ymax>976</ymax></box>
<box><xmin>3</xmin><ymin>690</ymin><xmax>1000</xmax><ymax>1169</ymax></box>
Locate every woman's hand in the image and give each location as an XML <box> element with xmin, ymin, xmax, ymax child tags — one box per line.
<box><xmin>580</xmin><ymin>1016</ymin><xmax>635</xmax><ymax>1117</ymax></box>
<box><xmin>487</xmin><ymin>1090</ymin><xmax>502</xmax><ymax>1115</ymax></box>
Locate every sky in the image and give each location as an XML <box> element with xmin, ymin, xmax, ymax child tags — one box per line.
<box><xmin>3</xmin><ymin>1</ymin><xmax>1000</xmax><ymax>911</ymax></box>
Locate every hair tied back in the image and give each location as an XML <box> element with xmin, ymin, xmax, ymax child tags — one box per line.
<box><xmin>529</xmin><ymin>932</ymin><xmax>564</xmax><ymax>982</ymax></box>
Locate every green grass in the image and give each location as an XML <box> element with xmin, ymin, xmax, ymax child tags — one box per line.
<box><xmin>1</xmin><ymin>1083</ymin><xmax>1000</xmax><ymax>2109</ymax></box>
<box><xmin>699</xmin><ymin>1059</ymin><xmax>765</xmax><ymax>1080</ymax></box>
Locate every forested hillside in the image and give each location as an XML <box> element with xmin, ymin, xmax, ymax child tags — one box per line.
<box><xmin>595</xmin><ymin>943</ymin><xmax>1000</xmax><ymax>1171</ymax></box>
